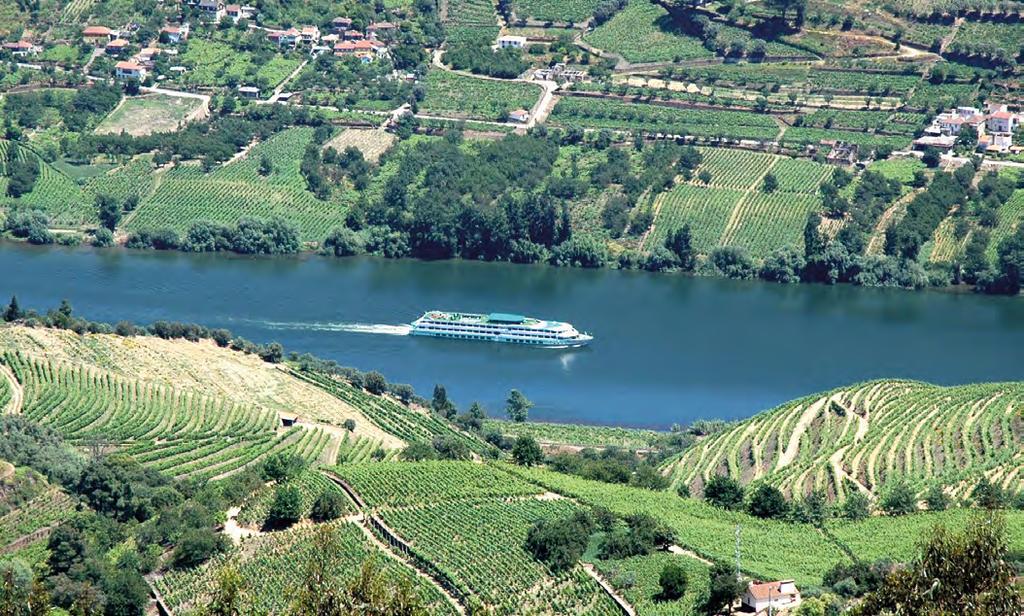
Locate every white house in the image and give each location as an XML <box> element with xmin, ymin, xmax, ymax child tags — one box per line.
<box><xmin>742</xmin><ymin>580</ymin><xmax>801</xmax><ymax>614</ymax></box>
<box><xmin>114</xmin><ymin>61</ymin><xmax>147</xmax><ymax>80</ymax></box>
<box><xmin>267</xmin><ymin>28</ymin><xmax>300</xmax><ymax>48</ymax></box>
<box><xmin>987</xmin><ymin>111</ymin><xmax>1019</xmax><ymax>134</ymax></box>
<box><xmin>237</xmin><ymin>85</ymin><xmax>260</xmax><ymax>98</ymax></box>
<box><xmin>496</xmin><ymin>35</ymin><xmax>527</xmax><ymax>49</ymax></box>
<box><xmin>2</xmin><ymin>41</ymin><xmax>41</xmax><ymax>57</ymax></box>
<box><xmin>300</xmin><ymin>25</ymin><xmax>321</xmax><ymax>44</ymax></box>
<box><xmin>508</xmin><ymin>109</ymin><xmax>530</xmax><ymax>123</ymax></box>
<box><xmin>161</xmin><ymin>24</ymin><xmax>190</xmax><ymax>43</ymax></box>
<box><xmin>196</xmin><ymin>0</ymin><xmax>226</xmax><ymax>20</ymax></box>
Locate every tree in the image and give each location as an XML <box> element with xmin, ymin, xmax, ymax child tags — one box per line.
<box><xmin>843</xmin><ymin>491</ymin><xmax>871</xmax><ymax>520</ymax></box>
<box><xmin>922</xmin><ymin>146</ymin><xmax>941</xmax><ymax>168</ymax></box>
<box><xmin>2</xmin><ymin>296</ymin><xmax>21</xmax><ymax>322</ymax></box>
<box><xmin>956</xmin><ymin>124</ymin><xmax>978</xmax><ymax>149</ymax></box>
<box><xmin>657</xmin><ymin>563</ymin><xmax>688</xmax><ymax>601</ymax></box>
<box><xmin>703</xmin><ymin>475</ymin><xmax>744</xmax><ymax>510</ymax></box>
<box><xmin>258</xmin><ymin>154</ymin><xmax>273</xmax><ymax>176</ymax></box>
<box><xmin>697</xmin><ymin>169</ymin><xmax>712</xmax><ymax>184</ymax></box>
<box><xmin>173</xmin><ymin>528</ymin><xmax>229</xmax><ymax>569</ymax></box>
<box><xmin>762</xmin><ymin>172</ymin><xmax>778</xmax><ymax>193</ymax></box>
<box><xmin>364</xmin><ymin>371</ymin><xmax>387</xmax><ymax>395</ymax></box>
<box><xmin>747</xmin><ymin>484</ymin><xmax>789</xmax><ymax>519</ymax></box>
<box><xmin>96</xmin><ymin>194</ymin><xmax>122</xmax><ymax>231</ymax></box>
<box><xmin>401</xmin><ymin>441</ymin><xmax>437</xmax><ymax>462</ymax></box>
<box><xmin>972</xmin><ymin>477</ymin><xmax>1006</xmax><ymax>510</ymax></box>
<box><xmin>512</xmin><ymin>435</ymin><xmax>543</xmax><ymax>467</ymax></box>
<box><xmin>506</xmin><ymin>389</ymin><xmax>532</xmax><ymax>422</ymax></box>
<box><xmin>852</xmin><ymin>514</ymin><xmax>1022</xmax><ymax>616</ymax></box>
<box><xmin>880</xmin><ymin>480</ymin><xmax>917</xmax><ymax>516</ymax></box>
<box><xmin>262</xmin><ymin>452</ymin><xmax>305</xmax><ymax>483</ymax></box>
<box><xmin>310</xmin><ymin>490</ymin><xmax>347</xmax><ymax>522</ymax></box>
<box><xmin>268</xmin><ymin>485</ymin><xmax>304</xmax><ymax>527</ymax></box>
<box><xmin>664</xmin><ymin>225</ymin><xmax>695</xmax><ymax>270</ymax></box>
<box><xmin>924</xmin><ymin>484</ymin><xmax>950</xmax><ymax>512</ymax></box>
<box><xmin>705</xmin><ymin>562</ymin><xmax>743</xmax><ymax>615</ymax></box>
<box><xmin>525</xmin><ymin>512</ymin><xmax>594</xmax><ymax>573</ymax></box>
<box><xmin>431</xmin><ymin>385</ymin><xmax>455</xmax><ymax>419</ymax></box>
<box><xmin>342</xmin><ymin>419</ymin><xmax>356</xmax><ymax>432</ymax></box>
<box><xmin>202</xmin><ymin>565</ymin><xmax>245</xmax><ymax>616</ymax></box>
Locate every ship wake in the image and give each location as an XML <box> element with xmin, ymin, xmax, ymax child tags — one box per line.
<box><xmin>244</xmin><ymin>320</ymin><xmax>412</xmax><ymax>336</ymax></box>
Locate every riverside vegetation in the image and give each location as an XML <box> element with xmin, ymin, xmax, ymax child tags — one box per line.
<box><xmin>0</xmin><ymin>299</ymin><xmax>1019</xmax><ymax>614</ymax></box>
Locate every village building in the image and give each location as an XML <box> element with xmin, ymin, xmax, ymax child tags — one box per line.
<box><xmin>114</xmin><ymin>61</ymin><xmax>147</xmax><ymax>80</ymax></box>
<box><xmin>331</xmin><ymin>17</ymin><xmax>353</xmax><ymax>33</ymax></box>
<box><xmin>267</xmin><ymin>28</ymin><xmax>300</xmax><ymax>48</ymax></box>
<box><xmin>534</xmin><ymin>63</ymin><xmax>585</xmax><ymax>83</ymax></box>
<box><xmin>367</xmin><ymin>22</ymin><xmax>398</xmax><ymax>40</ymax></box>
<box><xmin>334</xmin><ymin>39</ymin><xmax>388</xmax><ymax>61</ymax></box>
<box><xmin>343</xmin><ymin>29</ymin><xmax>365</xmax><ymax>40</ymax></box>
<box><xmin>826</xmin><ymin>141</ymin><xmax>859</xmax><ymax>165</ymax></box>
<box><xmin>508</xmin><ymin>109</ymin><xmax>530</xmax><ymax>123</ymax></box>
<box><xmin>300</xmin><ymin>26</ymin><xmax>321</xmax><ymax>44</ymax></box>
<box><xmin>742</xmin><ymin>580</ymin><xmax>801</xmax><ymax>614</ymax></box>
<box><xmin>196</xmin><ymin>0</ymin><xmax>226</xmax><ymax>21</ymax></box>
<box><xmin>161</xmin><ymin>24</ymin><xmax>190</xmax><ymax>43</ymax></box>
<box><xmin>987</xmin><ymin>111</ymin><xmax>1019</xmax><ymax>134</ymax></box>
<box><xmin>105</xmin><ymin>38</ymin><xmax>130</xmax><ymax>56</ymax></box>
<box><xmin>2</xmin><ymin>41</ymin><xmax>41</xmax><ymax>57</ymax></box>
<box><xmin>913</xmin><ymin>134</ymin><xmax>957</xmax><ymax>152</ymax></box>
<box><xmin>83</xmin><ymin>26</ymin><xmax>115</xmax><ymax>45</ymax></box>
<box><xmin>224</xmin><ymin>4</ymin><xmax>255</xmax><ymax>22</ymax></box>
<box><xmin>496</xmin><ymin>35</ymin><xmax>527</xmax><ymax>49</ymax></box>
<box><xmin>238</xmin><ymin>85</ymin><xmax>260</xmax><ymax>98</ymax></box>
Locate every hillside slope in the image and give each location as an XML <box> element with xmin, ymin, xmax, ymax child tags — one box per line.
<box><xmin>665</xmin><ymin>380</ymin><xmax>1024</xmax><ymax>502</ymax></box>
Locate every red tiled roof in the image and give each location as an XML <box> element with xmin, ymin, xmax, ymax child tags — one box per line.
<box><xmin>990</xmin><ymin>111</ymin><xmax>1016</xmax><ymax>120</ymax></box>
<box><xmin>115</xmin><ymin>61</ymin><xmax>143</xmax><ymax>70</ymax></box>
<box><xmin>747</xmin><ymin>581</ymin><xmax>799</xmax><ymax>601</ymax></box>
<box><xmin>106</xmin><ymin>38</ymin><xmax>129</xmax><ymax>47</ymax></box>
<box><xmin>83</xmin><ymin>26</ymin><xmax>112</xmax><ymax>36</ymax></box>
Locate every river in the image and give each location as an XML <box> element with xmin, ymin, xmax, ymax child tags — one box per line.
<box><xmin>3</xmin><ymin>241</ymin><xmax>1023</xmax><ymax>428</ymax></box>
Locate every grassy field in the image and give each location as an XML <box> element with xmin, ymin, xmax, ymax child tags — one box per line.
<box><xmin>591</xmin><ymin>552</ymin><xmax>711</xmax><ymax>616</ymax></box>
<box><xmin>421</xmin><ymin>70</ymin><xmax>542</xmax><ymax>121</ymax></box>
<box><xmin>664</xmin><ymin>380</ymin><xmax>1024</xmax><ymax>503</ymax></box>
<box><xmin>126</xmin><ymin>127</ymin><xmax>350</xmax><ymax>241</ymax></box>
<box><xmin>95</xmin><ymin>94</ymin><xmax>205</xmax><ymax>136</ymax></box>
<box><xmin>324</xmin><ymin>128</ymin><xmax>395</xmax><ymax>163</ymax></box>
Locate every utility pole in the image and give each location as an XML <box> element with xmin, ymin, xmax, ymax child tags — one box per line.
<box><xmin>734</xmin><ymin>524</ymin><xmax>741</xmax><ymax>582</ymax></box>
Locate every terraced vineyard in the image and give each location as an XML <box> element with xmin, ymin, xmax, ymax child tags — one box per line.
<box><xmin>333</xmin><ymin>461</ymin><xmax>541</xmax><ymax>507</ymax></box>
<box><xmin>380</xmin><ymin>497</ymin><xmax>620</xmax><ymax>614</ymax></box>
<box><xmin>583</xmin><ymin>0</ymin><xmax>713</xmax><ymax>63</ymax></box>
<box><xmin>2</xmin><ymin>351</ymin><xmax>331</xmax><ymax>482</ymax></box>
<box><xmin>550</xmin><ymin>98</ymin><xmax>780</xmax><ymax>142</ymax></box>
<box><xmin>127</xmin><ymin>128</ymin><xmax>350</xmax><ymax>241</ymax></box>
<box><xmin>443</xmin><ymin>0</ymin><xmax>500</xmax><ymax>46</ymax></box>
<box><xmin>513</xmin><ymin>0</ymin><xmax>602</xmax><ymax>22</ymax></box>
<box><xmin>155</xmin><ymin>522</ymin><xmax>458</xmax><ymax>615</ymax></box>
<box><xmin>238</xmin><ymin>469</ymin><xmax>353</xmax><ymax>528</ymax></box>
<box><xmin>0</xmin><ymin>486</ymin><xmax>77</xmax><ymax>548</ymax></box>
<box><xmin>482</xmin><ymin>418</ymin><xmax>661</xmax><ymax>449</ymax></box>
<box><xmin>987</xmin><ymin>188</ymin><xmax>1024</xmax><ymax>262</ymax></box>
<box><xmin>647</xmin><ymin>147</ymin><xmax>832</xmax><ymax>257</ymax></box>
<box><xmin>0</xmin><ymin>141</ymin><xmax>93</xmax><ymax>226</ymax></box>
<box><xmin>664</xmin><ymin>380</ymin><xmax>1024</xmax><ymax>503</ymax></box>
<box><xmin>297</xmin><ymin>370</ymin><xmax>486</xmax><ymax>454</ymax></box>
<box><xmin>82</xmin><ymin>156</ymin><xmax>157</xmax><ymax>204</ymax></box>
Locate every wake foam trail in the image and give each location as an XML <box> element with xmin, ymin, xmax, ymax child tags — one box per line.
<box><xmin>247</xmin><ymin>320</ymin><xmax>412</xmax><ymax>336</ymax></box>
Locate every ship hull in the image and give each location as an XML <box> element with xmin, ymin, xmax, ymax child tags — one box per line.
<box><xmin>409</xmin><ymin>328</ymin><xmax>592</xmax><ymax>347</ymax></box>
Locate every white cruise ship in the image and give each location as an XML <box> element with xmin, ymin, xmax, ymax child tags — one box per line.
<box><xmin>409</xmin><ymin>311</ymin><xmax>592</xmax><ymax>347</ymax></box>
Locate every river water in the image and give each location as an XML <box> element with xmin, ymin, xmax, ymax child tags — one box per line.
<box><xmin>3</xmin><ymin>242</ymin><xmax>1023</xmax><ymax>428</ymax></box>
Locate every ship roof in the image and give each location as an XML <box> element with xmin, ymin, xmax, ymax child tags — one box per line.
<box><xmin>487</xmin><ymin>312</ymin><xmax>526</xmax><ymax>324</ymax></box>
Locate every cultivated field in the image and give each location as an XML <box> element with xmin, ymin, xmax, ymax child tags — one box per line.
<box><xmin>324</xmin><ymin>128</ymin><xmax>396</xmax><ymax>163</ymax></box>
<box><xmin>95</xmin><ymin>94</ymin><xmax>206</xmax><ymax>136</ymax></box>
<box><xmin>421</xmin><ymin>71</ymin><xmax>543</xmax><ymax>121</ymax></box>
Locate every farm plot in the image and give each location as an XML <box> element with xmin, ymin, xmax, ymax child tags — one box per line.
<box><xmin>0</xmin><ymin>141</ymin><xmax>93</xmax><ymax>227</ymax></box>
<box><xmin>380</xmin><ymin>498</ymin><xmax>620</xmax><ymax>614</ymax></box>
<box><xmin>421</xmin><ymin>71</ymin><xmax>542</xmax><ymax>121</ymax></box>
<box><xmin>647</xmin><ymin>184</ymin><xmax>744</xmax><ymax>251</ymax></box>
<box><xmin>513</xmin><ymin>0</ymin><xmax>602</xmax><ymax>22</ymax></box>
<box><xmin>780</xmin><ymin>127</ymin><xmax>912</xmax><ymax>151</ymax></box>
<box><xmin>95</xmin><ymin>94</ymin><xmax>205</xmax><ymax>136</ymax></box>
<box><xmin>550</xmin><ymin>97</ymin><xmax>779</xmax><ymax>141</ymax></box>
<box><xmin>583</xmin><ymin>0</ymin><xmax>713</xmax><ymax>63</ymax></box>
<box><xmin>174</xmin><ymin>39</ymin><xmax>302</xmax><ymax>90</ymax></box>
<box><xmin>482</xmin><ymin>418</ymin><xmax>661</xmax><ymax>449</ymax></box>
<box><xmin>82</xmin><ymin>156</ymin><xmax>157</xmax><ymax>203</ymax></box>
<box><xmin>127</xmin><ymin>127</ymin><xmax>350</xmax><ymax>241</ymax></box>
<box><xmin>771</xmin><ymin>157</ymin><xmax>833</xmax><ymax>194</ymax></box>
<box><xmin>155</xmin><ymin>522</ymin><xmax>457</xmax><ymax>615</ymax></box>
<box><xmin>721</xmin><ymin>191</ymin><xmax>822</xmax><ymax>258</ymax></box>
<box><xmin>324</xmin><ymin>128</ymin><xmax>395</xmax><ymax>163</ymax></box>
<box><xmin>949</xmin><ymin>21</ymin><xmax>1024</xmax><ymax>57</ymax></box>
<box><xmin>0</xmin><ymin>487</ymin><xmax>78</xmax><ymax>548</ymax></box>
<box><xmin>332</xmin><ymin>461</ymin><xmax>541</xmax><ymax>508</ymax></box>
<box><xmin>696</xmin><ymin>148</ymin><xmax>776</xmax><ymax>190</ymax></box>
<box><xmin>805</xmin><ymin>70</ymin><xmax>921</xmax><ymax>96</ymax></box>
